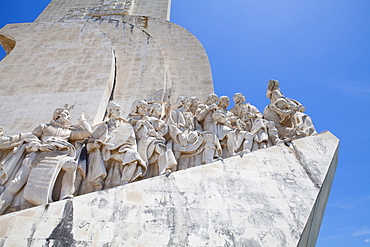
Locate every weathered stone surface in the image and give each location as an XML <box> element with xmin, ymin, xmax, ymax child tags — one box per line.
<box><xmin>36</xmin><ymin>0</ymin><xmax>171</xmax><ymax>23</ymax></box>
<box><xmin>0</xmin><ymin>22</ymin><xmax>115</xmax><ymax>134</ymax></box>
<box><xmin>0</xmin><ymin>9</ymin><xmax>213</xmax><ymax>134</ymax></box>
<box><xmin>0</xmin><ymin>131</ymin><xmax>339</xmax><ymax>246</ymax></box>
<box><xmin>122</xmin><ymin>16</ymin><xmax>214</xmax><ymax>106</ymax></box>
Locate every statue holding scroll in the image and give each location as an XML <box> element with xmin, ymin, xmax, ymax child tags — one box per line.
<box><xmin>0</xmin><ymin>105</ymin><xmax>91</xmax><ymax>214</ymax></box>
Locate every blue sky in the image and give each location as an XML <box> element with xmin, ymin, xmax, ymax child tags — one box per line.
<box><xmin>1</xmin><ymin>0</ymin><xmax>369</xmax><ymax>246</ymax></box>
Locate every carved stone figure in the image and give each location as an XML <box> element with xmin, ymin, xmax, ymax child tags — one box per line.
<box><xmin>196</xmin><ymin>93</ymin><xmax>219</xmax><ymax>132</ymax></box>
<box><xmin>230</xmin><ymin>93</ymin><xmax>269</xmax><ymax>151</ymax></box>
<box><xmin>132</xmin><ymin>101</ymin><xmax>176</xmax><ymax>178</ymax></box>
<box><xmin>264</xmin><ymin>80</ymin><xmax>316</xmax><ymax>140</ymax></box>
<box><xmin>213</xmin><ymin>96</ymin><xmax>254</xmax><ymax>156</ymax></box>
<box><xmin>168</xmin><ymin>96</ymin><xmax>221</xmax><ymax>170</ymax></box>
<box><xmin>0</xmin><ymin>127</ymin><xmax>38</xmax><ymax>195</ymax></box>
<box><xmin>0</xmin><ymin>105</ymin><xmax>92</xmax><ymax>214</ymax></box>
<box><xmin>85</xmin><ymin>101</ymin><xmax>146</xmax><ymax>191</ymax></box>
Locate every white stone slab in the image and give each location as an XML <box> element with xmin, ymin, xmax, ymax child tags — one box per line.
<box><xmin>0</xmin><ymin>131</ymin><xmax>339</xmax><ymax>246</ymax></box>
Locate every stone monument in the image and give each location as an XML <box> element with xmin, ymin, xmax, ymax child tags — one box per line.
<box><xmin>0</xmin><ymin>1</ymin><xmax>338</xmax><ymax>246</ymax></box>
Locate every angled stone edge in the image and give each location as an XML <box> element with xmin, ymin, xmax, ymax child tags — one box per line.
<box><xmin>0</xmin><ymin>131</ymin><xmax>339</xmax><ymax>246</ymax></box>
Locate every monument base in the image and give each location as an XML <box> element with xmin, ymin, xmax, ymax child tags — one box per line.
<box><xmin>0</xmin><ymin>131</ymin><xmax>339</xmax><ymax>247</ymax></box>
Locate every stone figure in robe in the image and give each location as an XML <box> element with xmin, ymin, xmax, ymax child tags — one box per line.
<box><xmin>263</xmin><ymin>79</ymin><xmax>316</xmax><ymax>140</ymax></box>
<box><xmin>130</xmin><ymin>101</ymin><xmax>177</xmax><ymax>178</ymax></box>
<box><xmin>0</xmin><ymin>105</ymin><xmax>92</xmax><ymax>214</ymax></box>
<box><xmin>85</xmin><ymin>101</ymin><xmax>146</xmax><ymax>191</ymax></box>
<box><xmin>230</xmin><ymin>93</ymin><xmax>273</xmax><ymax>151</ymax></box>
<box><xmin>0</xmin><ymin>127</ymin><xmax>38</xmax><ymax>195</ymax></box>
<box><xmin>212</xmin><ymin>96</ymin><xmax>254</xmax><ymax>157</ymax></box>
<box><xmin>168</xmin><ymin>96</ymin><xmax>221</xmax><ymax>170</ymax></box>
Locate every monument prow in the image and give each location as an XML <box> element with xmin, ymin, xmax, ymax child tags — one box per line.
<box><xmin>0</xmin><ymin>131</ymin><xmax>338</xmax><ymax>246</ymax></box>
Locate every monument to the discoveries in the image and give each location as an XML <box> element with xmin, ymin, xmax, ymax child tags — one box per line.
<box><xmin>0</xmin><ymin>1</ymin><xmax>339</xmax><ymax>246</ymax></box>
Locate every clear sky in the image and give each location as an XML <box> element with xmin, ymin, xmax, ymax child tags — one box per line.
<box><xmin>1</xmin><ymin>0</ymin><xmax>369</xmax><ymax>246</ymax></box>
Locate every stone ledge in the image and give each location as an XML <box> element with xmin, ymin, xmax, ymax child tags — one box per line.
<box><xmin>0</xmin><ymin>131</ymin><xmax>339</xmax><ymax>246</ymax></box>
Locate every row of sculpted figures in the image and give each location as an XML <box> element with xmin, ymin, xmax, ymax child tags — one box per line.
<box><xmin>0</xmin><ymin>80</ymin><xmax>316</xmax><ymax>214</ymax></box>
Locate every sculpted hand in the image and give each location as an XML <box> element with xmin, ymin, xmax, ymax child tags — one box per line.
<box><xmin>188</xmin><ymin>132</ymin><xmax>198</xmax><ymax>143</ymax></box>
<box><xmin>178</xmin><ymin>134</ymin><xmax>188</xmax><ymax>146</ymax></box>
<box><xmin>142</xmin><ymin>116</ymin><xmax>151</xmax><ymax>121</ymax></box>
<box><xmin>78</xmin><ymin>112</ymin><xmax>86</xmax><ymax>123</ymax></box>
<box><xmin>92</xmin><ymin>141</ymin><xmax>102</xmax><ymax>149</ymax></box>
<box><xmin>148</xmin><ymin>130</ymin><xmax>157</xmax><ymax>137</ymax></box>
<box><xmin>39</xmin><ymin>144</ymin><xmax>57</xmax><ymax>152</ymax></box>
<box><xmin>209</xmin><ymin>104</ymin><xmax>218</xmax><ymax>111</ymax></box>
<box><xmin>225</xmin><ymin>121</ymin><xmax>232</xmax><ymax>128</ymax></box>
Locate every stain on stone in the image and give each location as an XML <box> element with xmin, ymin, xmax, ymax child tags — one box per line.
<box><xmin>26</xmin><ymin>221</ymin><xmax>39</xmax><ymax>246</ymax></box>
<box><xmin>247</xmin><ymin>211</ymin><xmax>276</xmax><ymax>227</ymax></box>
<box><xmin>45</xmin><ymin>200</ymin><xmax>76</xmax><ymax>247</ymax></box>
<box><xmin>139</xmin><ymin>16</ymin><xmax>149</xmax><ymax>29</ymax></box>
<box><xmin>215</xmin><ymin>229</ymin><xmax>236</xmax><ymax>246</ymax></box>
<box><xmin>126</xmin><ymin>190</ymin><xmax>143</xmax><ymax>202</ymax></box>
<box><xmin>289</xmin><ymin>142</ymin><xmax>321</xmax><ymax>189</ymax></box>
<box><xmin>74</xmin><ymin>240</ymin><xmax>90</xmax><ymax>246</ymax></box>
<box><xmin>98</xmin><ymin>197</ymin><xmax>109</xmax><ymax>208</ymax></box>
<box><xmin>27</xmin><ymin>202</ymin><xmax>52</xmax><ymax>245</ymax></box>
<box><xmin>237</xmin><ymin>238</ymin><xmax>260</xmax><ymax>247</ymax></box>
<box><xmin>129</xmin><ymin>24</ymin><xmax>134</xmax><ymax>33</ymax></box>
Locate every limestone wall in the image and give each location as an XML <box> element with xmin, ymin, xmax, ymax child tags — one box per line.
<box><xmin>0</xmin><ymin>22</ymin><xmax>115</xmax><ymax>134</ymax></box>
<box><xmin>0</xmin><ymin>0</ymin><xmax>213</xmax><ymax>135</ymax></box>
<box><xmin>122</xmin><ymin>16</ymin><xmax>214</xmax><ymax>105</ymax></box>
<box><xmin>36</xmin><ymin>0</ymin><xmax>171</xmax><ymax>23</ymax></box>
<box><xmin>0</xmin><ymin>131</ymin><xmax>339</xmax><ymax>246</ymax></box>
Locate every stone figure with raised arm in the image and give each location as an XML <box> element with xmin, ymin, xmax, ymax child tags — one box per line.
<box><xmin>168</xmin><ymin>96</ymin><xmax>221</xmax><ymax>170</ymax></box>
<box><xmin>131</xmin><ymin>101</ymin><xmax>176</xmax><ymax>178</ymax></box>
<box><xmin>263</xmin><ymin>79</ymin><xmax>316</xmax><ymax>140</ymax></box>
<box><xmin>0</xmin><ymin>105</ymin><xmax>92</xmax><ymax>214</ymax></box>
<box><xmin>84</xmin><ymin>100</ymin><xmax>146</xmax><ymax>191</ymax></box>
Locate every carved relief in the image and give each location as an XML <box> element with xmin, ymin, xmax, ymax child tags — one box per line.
<box><xmin>0</xmin><ymin>80</ymin><xmax>316</xmax><ymax>215</ymax></box>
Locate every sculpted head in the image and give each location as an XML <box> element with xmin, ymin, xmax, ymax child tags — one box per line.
<box><xmin>205</xmin><ymin>93</ymin><xmax>218</xmax><ymax>105</ymax></box>
<box><xmin>149</xmin><ymin>102</ymin><xmax>162</xmax><ymax>118</ymax></box>
<box><xmin>53</xmin><ymin>105</ymin><xmax>73</xmax><ymax>125</ymax></box>
<box><xmin>130</xmin><ymin>100</ymin><xmax>148</xmax><ymax>116</ymax></box>
<box><xmin>175</xmin><ymin>96</ymin><xmax>187</xmax><ymax>109</ymax></box>
<box><xmin>233</xmin><ymin>93</ymin><xmax>246</xmax><ymax>105</ymax></box>
<box><xmin>107</xmin><ymin>100</ymin><xmax>121</xmax><ymax>119</ymax></box>
<box><xmin>267</xmin><ymin>79</ymin><xmax>280</xmax><ymax>98</ymax></box>
<box><xmin>219</xmin><ymin>96</ymin><xmax>230</xmax><ymax>108</ymax></box>
<box><xmin>184</xmin><ymin>97</ymin><xmax>193</xmax><ymax>110</ymax></box>
<box><xmin>189</xmin><ymin>97</ymin><xmax>200</xmax><ymax>112</ymax></box>
<box><xmin>189</xmin><ymin>97</ymin><xmax>200</xmax><ymax>108</ymax></box>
